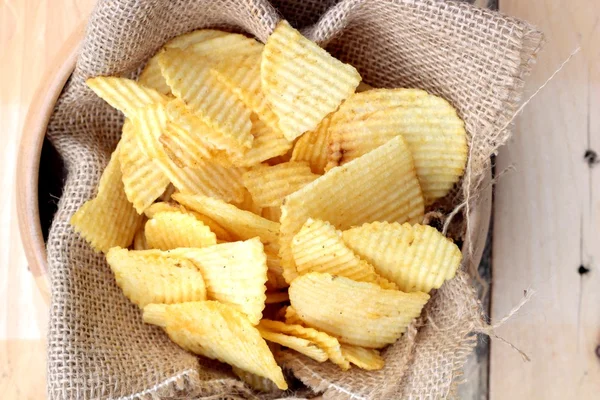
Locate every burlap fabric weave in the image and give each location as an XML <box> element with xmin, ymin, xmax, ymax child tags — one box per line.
<box><xmin>45</xmin><ymin>0</ymin><xmax>543</xmax><ymax>398</ymax></box>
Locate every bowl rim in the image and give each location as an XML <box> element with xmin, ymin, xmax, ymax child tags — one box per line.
<box><xmin>16</xmin><ymin>26</ymin><xmax>492</xmax><ymax>304</ymax></box>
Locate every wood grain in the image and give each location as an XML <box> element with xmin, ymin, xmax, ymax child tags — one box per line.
<box><xmin>492</xmin><ymin>1</ymin><xmax>600</xmax><ymax>399</ymax></box>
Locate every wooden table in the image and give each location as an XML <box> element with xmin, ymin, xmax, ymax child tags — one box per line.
<box><xmin>0</xmin><ymin>0</ymin><xmax>598</xmax><ymax>399</ymax></box>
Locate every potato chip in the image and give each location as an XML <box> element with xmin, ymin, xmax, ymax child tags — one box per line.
<box><xmin>283</xmin><ymin>306</ymin><xmax>304</xmax><ymax>326</ymax></box>
<box><xmin>258</xmin><ymin>329</ymin><xmax>328</xmax><ymax>363</ymax></box>
<box><xmin>167</xmin><ymin>29</ymin><xmax>231</xmax><ymax>50</ymax></box>
<box><xmin>242</xmin><ymin>162</ymin><xmax>319</xmax><ymax>208</ymax></box>
<box><xmin>71</xmin><ymin>145</ymin><xmax>143</xmax><ymax>253</ymax></box>
<box><xmin>342</xmin><ymin>222</ymin><xmax>461</xmax><ymax>293</ymax></box>
<box><xmin>159</xmin><ymin>122</ymin><xmax>222</xmax><ymax>168</ymax></box>
<box><xmin>119</xmin><ymin>119</ymin><xmax>170</xmax><ymax>213</ymax></box>
<box><xmin>290</xmin><ymin>115</ymin><xmax>331</xmax><ymax>174</ymax></box>
<box><xmin>259</xmin><ymin>319</ymin><xmax>349</xmax><ymax>370</ymax></box>
<box><xmin>265</xmin><ymin>292</ymin><xmax>289</xmax><ymax>304</ymax></box>
<box><xmin>167</xmin><ymin>238</ymin><xmax>267</xmax><ymax>325</ymax></box>
<box><xmin>144</xmin><ymin>202</ymin><xmax>234</xmax><ymax>241</ymax></box>
<box><xmin>159</xmin><ymin>48</ymin><xmax>253</xmax><ymax>151</ymax></box>
<box><xmin>145</xmin><ymin>211</ymin><xmax>217</xmax><ymax>250</ymax></box>
<box><xmin>106</xmin><ymin>247</ymin><xmax>206</xmax><ymax>307</ymax></box>
<box><xmin>86</xmin><ymin>76</ymin><xmax>169</xmax><ymax>118</ymax></box>
<box><xmin>232</xmin><ymin>366</ymin><xmax>280</xmax><ymax>393</ymax></box>
<box><xmin>261</xmin><ymin>21</ymin><xmax>361</xmax><ymax>140</ymax></box>
<box><xmin>143</xmin><ymin>301</ymin><xmax>287</xmax><ymax>390</ymax></box>
<box><xmin>262</xmin><ymin>206</ymin><xmax>282</xmax><ymax>223</ymax></box>
<box><xmin>233</xmin><ymin>116</ymin><xmax>292</xmax><ymax>167</ymax></box>
<box><xmin>280</xmin><ymin>136</ymin><xmax>424</xmax><ymax>283</ymax></box>
<box><xmin>188</xmin><ymin>33</ymin><xmax>263</xmax><ymax>58</ymax></box>
<box><xmin>231</xmin><ymin>188</ymin><xmax>262</xmax><ymax>216</ymax></box>
<box><xmin>265</xmin><ymin>250</ymin><xmax>288</xmax><ymax>290</ymax></box>
<box><xmin>340</xmin><ymin>344</ymin><xmax>384</xmax><ymax>370</ymax></box>
<box><xmin>326</xmin><ymin>89</ymin><xmax>467</xmax><ymax>204</ymax></box>
<box><xmin>173</xmin><ymin>193</ymin><xmax>279</xmax><ymax>248</ymax></box>
<box><xmin>291</xmin><ymin>219</ymin><xmax>397</xmax><ymax>289</ymax></box>
<box><xmin>159</xmin><ymin>184</ymin><xmax>177</xmax><ymax>202</ymax></box>
<box><xmin>130</xmin><ymin>103</ymin><xmax>170</xmax><ymax>158</ymax></box>
<box><xmin>289</xmin><ymin>272</ymin><xmax>429</xmax><ymax>348</ymax></box>
<box><xmin>133</xmin><ymin>223</ymin><xmax>148</xmax><ymax>251</ymax></box>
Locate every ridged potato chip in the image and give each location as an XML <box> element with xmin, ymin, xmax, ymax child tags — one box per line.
<box><xmin>280</xmin><ymin>136</ymin><xmax>424</xmax><ymax>283</ymax></box>
<box><xmin>262</xmin><ymin>206</ymin><xmax>282</xmax><ymax>223</ymax></box>
<box><xmin>133</xmin><ymin>224</ymin><xmax>148</xmax><ymax>250</ymax></box>
<box><xmin>342</xmin><ymin>222</ymin><xmax>461</xmax><ymax>293</ymax></box>
<box><xmin>289</xmin><ymin>272</ymin><xmax>429</xmax><ymax>348</ymax></box>
<box><xmin>144</xmin><ymin>202</ymin><xmax>233</xmax><ymax>241</ymax></box>
<box><xmin>259</xmin><ymin>319</ymin><xmax>349</xmax><ymax>370</ymax></box>
<box><xmin>106</xmin><ymin>247</ymin><xmax>206</xmax><ymax>307</ymax></box>
<box><xmin>130</xmin><ymin>103</ymin><xmax>170</xmax><ymax>158</ymax></box>
<box><xmin>231</xmin><ymin>188</ymin><xmax>263</xmax><ymax>216</ymax></box>
<box><xmin>143</xmin><ymin>301</ymin><xmax>287</xmax><ymax>390</ymax></box>
<box><xmin>145</xmin><ymin>211</ymin><xmax>217</xmax><ymax>250</ymax></box>
<box><xmin>292</xmin><ymin>219</ymin><xmax>397</xmax><ymax>289</ymax></box>
<box><xmin>159</xmin><ymin>48</ymin><xmax>253</xmax><ymax>152</ymax></box>
<box><xmin>327</xmin><ymin>89</ymin><xmax>467</xmax><ymax>204</ymax></box>
<box><xmin>86</xmin><ymin>77</ymin><xmax>169</xmax><ymax>118</ymax></box>
<box><xmin>173</xmin><ymin>193</ymin><xmax>279</xmax><ymax>248</ymax></box>
<box><xmin>159</xmin><ymin>122</ymin><xmax>221</xmax><ymax>168</ymax></box>
<box><xmin>167</xmin><ymin>238</ymin><xmax>267</xmax><ymax>325</ymax></box>
<box><xmin>265</xmin><ymin>292</ymin><xmax>289</xmax><ymax>304</ymax></box>
<box><xmin>258</xmin><ymin>329</ymin><xmax>328</xmax><ymax>363</ymax></box>
<box><xmin>242</xmin><ymin>161</ymin><xmax>319</xmax><ymax>208</ymax></box>
<box><xmin>340</xmin><ymin>344</ymin><xmax>384</xmax><ymax>370</ymax></box>
<box><xmin>232</xmin><ymin>366</ymin><xmax>280</xmax><ymax>393</ymax></box>
<box><xmin>261</xmin><ymin>21</ymin><xmax>361</xmax><ymax>140</ymax></box>
<box><xmin>265</xmin><ymin>250</ymin><xmax>287</xmax><ymax>290</ymax></box>
<box><xmin>71</xmin><ymin>145</ymin><xmax>143</xmax><ymax>253</ymax></box>
<box><xmin>119</xmin><ymin>119</ymin><xmax>170</xmax><ymax>213</ymax></box>
<box><xmin>283</xmin><ymin>306</ymin><xmax>304</xmax><ymax>326</ymax></box>
<box><xmin>189</xmin><ymin>33</ymin><xmax>263</xmax><ymax>58</ymax></box>
<box><xmin>290</xmin><ymin>115</ymin><xmax>331</xmax><ymax>174</ymax></box>
<box><xmin>233</xmin><ymin>116</ymin><xmax>292</xmax><ymax>167</ymax></box>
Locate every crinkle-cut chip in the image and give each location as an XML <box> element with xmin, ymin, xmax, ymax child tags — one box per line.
<box><xmin>289</xmin><ymin>272</ymin><xmax>429</xmax><ymax>348</ymax></box>
<box><xmin>265</xmin><ymin>250</ymin><xmax>288</xmax><ymax>290</ymax></box>
<box><xmin>173</xmin><ymin>193</ymin><xmax>279</xmax><ymax>248</ymax></box>
<box><xmin>258</xmin><ymin>329</ymin><xmax>328</xmax><ymax>363</ymax></box>
<box><xmin>130</xmin><ymin>103</ymin><xmax>170</xmax><ymax>158</ymax></box>
<box><xmin>355</xmin><ymin>82</ymin><xmax>374</xmax><ymax>92</ymax></box>
<box><xmin>71</xmin><ymin>145</ymin><xmax>143</xmax><ymax>253</ymax></box>
<box><xmin>265</xmin><ymin>292</ymin><xmax>289</xmax><ymax>304</ymax></box>
<box><xmin>86</xmin><ymin>76</ymin><xmax>169</xmax><ymax>118</ymax></box>
<box><xmin>261</xmin><ymin>21</ymin><xmax>361</xmax><ymax>140</ymax></box>
<box><xmin>327</xmin><ymin>89</ymin><xmax>467</xmax><ymax>203</ymax></box>
<box><xmin>144</xmin><ymin>202</ymin><xmax>233</xmax><ymax>241</ymax></box>
<box><xmin>233</xmin><ymin>117</ymin><xmax>292</xmax><ymax>168</ymax></box>
<box><xmin>143</xmin><ymin>301</ymin><xmax>287</xmax><ymax>390</ymax></box>
<box><xmin>262</xmin><ymin>206</ymin><xmax>282</xmax><ymax>223</ymax></box>
<box><xmin>133</xmin><ymin>224</ymin><xmax>148</xmax><ymax>250</ymax></box>
<box><xmin>138</xmin><ymin>30</ymin><xmax>229</xmax><ymax>94</ymax></box>
<box><xmin>231</xmin><ymin>188</ymin><xmax>262</xmax><ymax>216</ymax></box>
<box><xmin>291</xmin><ymin>219</ymin><xmax>397</xmax><ymax>289</ymax></box>
<box><xmin>232</xmin><ymin>366</ymin><xmax>281</xmax><ymax>393</ymax></box>
<box><xmin>145</xmin><ymin>211</ymin><xmax>217</xmax><ymax>250</ymax></box>
<box><xmin>283</xmin><ymin>306</ymin><xmax>304</xmax><ymax>326</ymax></box>
<box><xmin>119</xmin><ymin>119</ymin><xmax>170</xmax><ymax>213</ymax></box>
<box><xmin>290</xmin><ymin>115</ymin><xmax>331</xmax><ymax>174</ymax></box>
<box><xmin>280</xmin><ymin>136</ymin><xmax>424</xmax><ymax>283</ymax></box>
<box><xmin>159</xmin><ymin>122</ymin><xmax>223</xmax><ymax>168</ymax></box>
<box><xmin>242</xmin><ymin>162</ymin><xmax>319</xmax><ymax>208</ymax></box>
<box><xmin>159</xmin><ymin>48</ymin><xmax>253</xmax><ymax>152</ymax></box>
<box><xmin>164</xmin><ymin>238</ymin><xmax>267</xmax><ymax>325</ymax></box>
<box><xmin>259</xmin><ymin>319</ymin><xmax>349</xmax><ymax>370</ymax></box>
<box><xmin>106</xmin><ymin>247</ymin><xmax>206</xmax><ymax>307</ymax></box>
<box><xmin>340</xmin><ymin>344</ymin><xmax>384</xmax><ymax>370</ymax></box>
<box><xmin>342</xmin><ymin>222</ymin><xmax>462</xmax><ymax>293</ymax></box>
<box><xmin>189</xmin><ymin>34</ymin><xmax>263</xmax><ymax>58</ymax></box>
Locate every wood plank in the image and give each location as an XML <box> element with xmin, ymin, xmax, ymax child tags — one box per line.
<box><xmin>492</xmin><ymin>1</ymin><xmax>600</xmax><ymax>399</ymax></box>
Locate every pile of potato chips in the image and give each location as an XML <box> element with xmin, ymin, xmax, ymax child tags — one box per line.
<box><xmin>71</xmin><ymin>21</ymin><xmax>467</xmax><ymax>391</ymax></box>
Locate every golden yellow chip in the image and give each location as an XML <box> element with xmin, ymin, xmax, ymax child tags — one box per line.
<box><xmin>265</xmin><ymin>250</ymin><xmax>288</xmax><ymax>290</ymax></box>
<box><xmin>340</xmin><ymin>344</ymin><xmax>384</xmax><ymax>370</ymax></box>
<box><xmin>86</xmin><ymin>76</ymin><xmax>169</xmax><ymax>118</ymax></box>
<box><xmin>119</xmin><ymin>119</ymin><xmax>170</xmax><ymax>213</ymax></box>
<box><xmin>144</xmin><ymin>202</ymin><xmax>234</xmax><ymax>241</ymax></box>
<box><xmin>290</xmin><ymin>115</ymin><xmax>331</xmax><ymax>174</ymax></box>
<box><xmin>188</xmin><ymin>33</ymin><xmax>263</xmax><ymax>58</ymax></box>
<box><xmin>166</xmin><ymin>29</ymin><xmax>231</xmax><ymax>50</ymax></box>
<box><xmin>71</xmin><ymin>145</ymin><xmax>143</xmax><ymax>253</ymax></box>
<box><xmin>265</xmin><ymin>292</ymin><xmax>289</xmax><ymax>304</ymax></box>
<box><xmin>291</xmin><ymin>219</ymin><xmax>396</xmax><ymax>289</ymax></box>
<box><xmin>342</xmin><ymin>222</ymin><xmax>462</xmax><ymax>293</ymax></box>
<box><xmin>261</xmin><ymin>21</ymin><xmax>361</xmax><ymax>140</ymax></box>
<box><xmin>159</xmin><ymin>122</ymin><xmax>222</xmax><ymax>168</ymax></box>
<box><xmin>106</xmin><ymin>247</ymin><xmax>206</xmax><ymax>307</ymax></box>
<box><xmin>232</xmin><ymin>366</ymin><xmax>281</xmax><ymax>393</ymax></box>
<box><xmin>279</xmin><ymin>136</ymin><xmax>424</xmax><ymax>283</ymax></box>
<box><xmin>283</xmin><ymin>306</ymin><xmax>304</xmax><ymax>326</ymax></box>
<box><xmin>262</xmin><ymin>206</ymin><xmax>282</xmax><ymax>223</ymax></box>
<box><xmin>130</xmin><ymin>103</ymin><xmax>170</xmax><ymax>158</ymax></box>
<box><xmin>233</xmin><ymin>116</ymin><xmax>292</xmax><ymax>167</ymax></box>
<box><xmin>258</xmin><ymin>329</ymin><xmax>328</xmax><ymax>363</ymax></box>
<box><xmin>143</xmin><ymin>301</ymin><xmax>287</xmax><ymax>390</ymax></box>
<box><xmin>242</xmin><ymin>161</ymin><xmax>319</xmax><ymax>208</ymax></box>
<box><xmin>327</xmin><ymin>89</ymin><xmax>467</xmax><ymax>204</ymax></box>
<box><xmin>173</xmin><ymin>193</ymin><xmax>279</xmax><ymax>248</ymax></box>
<box><xmin>145</xmin><ymin>211</ymin><xmax>217</xmax><ymax>250</ymax></box>
<box><xmin>289</xmin><ymin>272</ymin><xmax>429</xmax><ymax>348</ymax></box>
<box><xmin>259</xmin><ymin>319</ymin><xmax>349</xmax><ymax>370</ymax></box>
<box><xmin>231</xmin><ymin>188</ymin><xmax>263</xmax><ymax>216</ymax></box>
<box><xmin>133</xmin><ymin>224</ymin><xmax>148</xmax><ymax>250</ymax></box>
<box><xmin>159</xmin><ymin>48</ymin><xmax>253</xmax><ymax>152</ymax></box>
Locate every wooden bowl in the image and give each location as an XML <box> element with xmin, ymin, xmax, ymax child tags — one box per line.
<box><xmin>16</xmin><ymin>26</ymin><xmax>492</xmax><ymax>304</ymax></box>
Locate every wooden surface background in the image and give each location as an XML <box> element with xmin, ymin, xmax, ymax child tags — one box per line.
<box><xmin>0</xmin><ymin>0</ymin><xmax>598</xmax><ymax>399</ymax></box>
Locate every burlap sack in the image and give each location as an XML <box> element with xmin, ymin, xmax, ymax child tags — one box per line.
<box><xmin>45</xmin><ymin>1</ymin><xmax>543</xmax><ymax>398</ymax></box>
